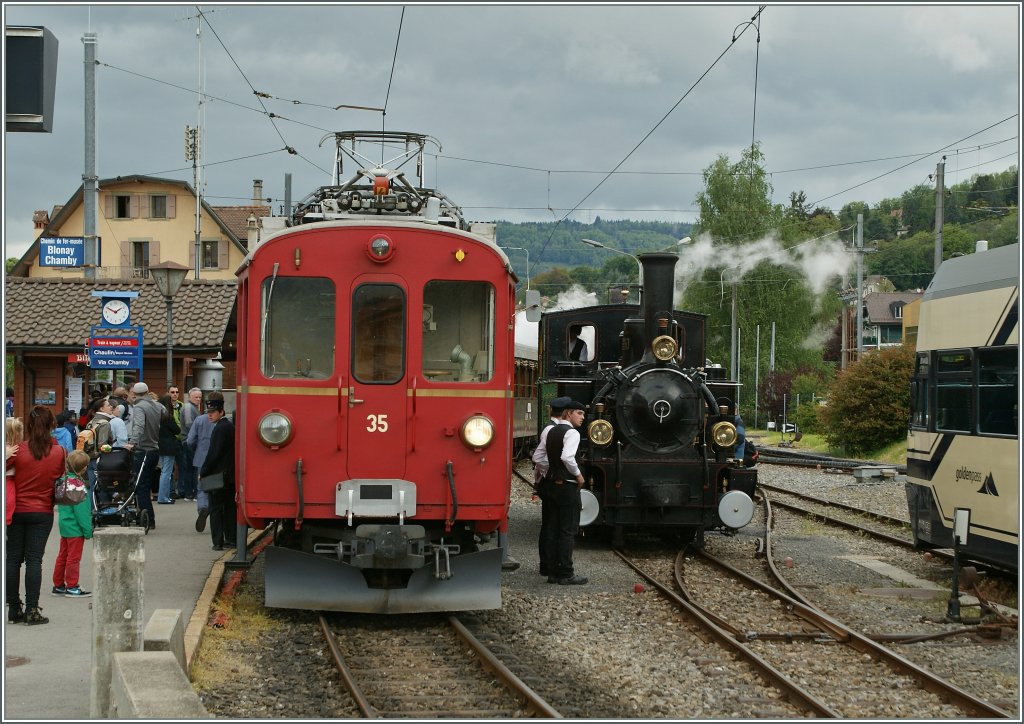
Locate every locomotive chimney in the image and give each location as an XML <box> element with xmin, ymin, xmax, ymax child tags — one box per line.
<box><xmin>639</xmin><ymin>252</ymin><xmax>679</xmax><ymax>347</ymax></box>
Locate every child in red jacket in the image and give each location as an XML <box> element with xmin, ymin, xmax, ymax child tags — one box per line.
<box><xmin>51</xmin><ymin>451</ymin><xmax>93</xmax><ymax>598</ymax></box>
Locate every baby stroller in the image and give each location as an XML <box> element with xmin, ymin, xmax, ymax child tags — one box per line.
<box><xmin>92</xmin><ymin>448</ymin><xmax>151</xmax><ymax>533</ymax></box>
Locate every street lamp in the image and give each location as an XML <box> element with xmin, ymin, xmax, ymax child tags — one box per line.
<box><xmin>580</xmin><ymin>238</ymin><xmax>643</xmax><ymax>303</ymax></box>
<box><xmin>498</xmin><ymin>246</ymin><xmax>530</xmax><ymax>290</ymax></box>
<box><xmin>149</xmin><ymin>261</ymin><xmax>190</xmax><ymax>389</ymax></box>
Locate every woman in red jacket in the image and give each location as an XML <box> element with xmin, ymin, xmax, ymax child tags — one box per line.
<box><xmin>6</xmin><ymin>406</ymin><xmax>65</xmax><ymax>625</ymax></box>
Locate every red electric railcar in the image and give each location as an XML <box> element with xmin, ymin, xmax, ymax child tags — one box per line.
<box><xmin>235</xmin><ymin>132</ymin><xmax>517</xmax><ymax>613</ymax></box>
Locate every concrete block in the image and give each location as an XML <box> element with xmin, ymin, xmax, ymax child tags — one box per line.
<box><xmin>110</xmin><ymin>651</ymin><xmax>209</xmax><ymax>719</ymax></box>
<box><xmin>852</xmin><ymin>465</ymin><xmax>898</xmax><ymax>479</ymax></box>
<box><xmin>144</xmin><ymin>609</ymin><xmax>186</xmax><ymax>673</ymax></box>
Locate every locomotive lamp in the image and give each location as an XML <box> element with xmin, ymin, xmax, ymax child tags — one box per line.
<box><xmin>258</xmin><ymin>411</ymin><xmax>293</xmax><ymax>448</ymax></box>
<box><xmin>460</xmin><ymin>414</ymin><xmax>494</xmax><ymax>450</ymax></box>
<box><xmin>711</xmin><ymin>420</ymin><xmax>738</xmax><ymax>448</ymax></box>
<box><xmin>652</xmin><ymin>334</ymin><xmax>678</xmax><ymax>361</ymax></box>
<box><xmin>588</xmin><ymin>419</ymin><xmax>614</xmax><ymax>446</ymax></box>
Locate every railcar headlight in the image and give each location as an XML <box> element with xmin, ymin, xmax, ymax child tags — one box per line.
<box><xmin>652</xmin><ymin>335</ymin><xmax>678</xmax><ymax>361</ymax></box>
<box><xmin>588</xmin><ymin>419</ymin><xmax>614</xmax><ymax>446</ymax></box>
<box><xmin>711</xmin><ymin>421</ymin><xmax>738</xmax><ymax>448</ymax></box>
<box><xmin>258</xmin><ymin>411</ymin><xmax>293</xmax><ymax>447</ymax></box>
<box><xmin>461</xmin><ymin>415</ymin><xmax>494</xmax><ymax>450</ymax></box>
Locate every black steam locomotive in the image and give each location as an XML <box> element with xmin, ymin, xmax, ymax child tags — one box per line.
<box><xmin>535</xmin><ymin>252</ymin><xmax>757</xmax><ymax>547</ymax></box>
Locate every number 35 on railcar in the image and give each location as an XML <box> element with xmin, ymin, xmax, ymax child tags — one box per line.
<box><xmin>234</xmin><ymin>132</ymin><xmax>518</xmax><ymax>613</ymax></box>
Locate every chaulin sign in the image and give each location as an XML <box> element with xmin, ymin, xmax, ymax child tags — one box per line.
<box><xmin>38</xmin><ymin>236</ymin><xmax>92</xmax><ymax>267</ymax></box>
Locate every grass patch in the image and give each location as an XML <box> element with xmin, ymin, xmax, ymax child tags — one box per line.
<box><xmin>750</xmin><ymin>429</ymin><xmax>908</xmax><ymax>465</ymax></box>
<box><xmin>796</xmin><ymin>517</ymin><xmax>827</xmax><ymax>536</ymax></box>
<box><xmin>191</xmin><ymin>584</ymin><xmax>281</xmax><ymax>691</ymax></box>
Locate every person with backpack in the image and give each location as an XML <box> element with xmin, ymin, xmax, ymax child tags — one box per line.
<box><xmin>50</xmin><ymin>450</ymin><xmax>92</xmax><ymax>598</ymax></box>
<box><xmin>79</xmin><ymin>398</ymin><xmax>118</xmax><ymax>491</ymax></box>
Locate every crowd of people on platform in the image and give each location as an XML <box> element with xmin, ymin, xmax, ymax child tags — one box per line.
<box><xmin>5</xmin><ymin>381</ymin><xmax>235</xmax><ymax>626</ymax></box>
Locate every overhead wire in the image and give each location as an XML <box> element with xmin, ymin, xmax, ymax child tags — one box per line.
<box><xmin>195</xmin><ymin>6</ymin><xmax>324</xmax><ymax>174</ymax></box>
<box><xmin>807</xmin><ymin>114</ymin><xmax>1018</xmax><ymax>207</ymax></box>
<box><xmin>381</xmin><ymin>6</ymin><xmax>406</xmax><ymax>164</ymax></box>
<box><xmin>536</xmin><ymin>6</ymin><xmax>767</xmax><ymax>263</ymax></box>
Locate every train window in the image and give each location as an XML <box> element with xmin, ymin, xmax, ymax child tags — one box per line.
<box><xmin>935</xmin><ymin>349</ymin><xmax>972</xmax><ymax>433</ymax></box>
<box><xmin>910</xmin><ymin>353</ymin><xmax>930</xmax><ymax>428</ymax></box>
<box><xmin>567</xmin><ymin>324</ymin><xmax>595</xmax><ymax>362</ymax></box>
<box><xmin>261</xmin><ymin>277</ymin><xmax>336</xmax><ymax>379</ymax></box>
<box><xmin>978</xmin><ymin>347</ymin><xmax>1017</xmax><ymax>436</ymax></box>
<box><xmin>352</xmin><ymin>284</ymin><xmax>406</xmax><ymax>384</ymax></box>
<box><xmin>421</xmin><ymin>281</ymin><xmax>495</xmax><ymax>383</ymax></box>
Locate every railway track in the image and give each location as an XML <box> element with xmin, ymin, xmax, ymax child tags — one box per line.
<box><xmin>669</xmin><ymin>535</ymin><xmax>1008</xmax><ymax>719</ymax></box>
<box><xmin>757</xmin><ymin>495</ymin><xmax>1012</xmax><ymax>717</ymax></box>
<box><xmin>319</xmin><ymin>613</ymin><xmax>561</xmax><ymax>718</ymax></box>
<box><xmin>757</xmin><ymin>446</ymin><xmax>907</xmax><ymax>473</ymax></box>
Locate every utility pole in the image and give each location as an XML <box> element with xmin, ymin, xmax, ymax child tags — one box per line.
<box><xmin>186</xmin><ymin>125</ymin><xmax>200</xmax><ymax>278</ymax></box>
<box><xmin>730</xmin><ymin>279</ymin><xmax>739</xmax><ymax>380</ymax></box>
<box><xmin>856</xmin><ymin>213</ymin><xmax>864</xmax><ymax>359</ymax></box>
<box><xmin>934</xmin><ymin>159</ymin><xmax>945</xmax><ymax>272</ymax></box>
<box><xmin>82</xmin><ymin>32</ymin><xmax>97</xmax><ymax>280</ymax></box>
<box><xmin>754</xmin><ymin>324</ymin><xmax>760</xmax><ymax>429</ymax></box>
<box><xmin>192</xmin><ymin>12</ymin><xmax>204</xmax><ymax>279</ymax></box>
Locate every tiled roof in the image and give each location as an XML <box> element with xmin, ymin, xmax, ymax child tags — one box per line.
<box><xmin>4</xmin><ymin>277</ymin><xmax>237</xmax><ymax>351</ymax></box>
<box><xmin>864</xmin><ymin>292</ymin><xmax>923</xmax><ymax>325</ymax></box>
<box><xmin>211</xmin><ymin>205</ymin><xmax>270</xmax><ymax>243</ymax></box>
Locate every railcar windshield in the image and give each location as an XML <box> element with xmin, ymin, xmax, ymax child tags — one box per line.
<box><xmin>261</xmin><ymin>277</ymin><xmax>336</xmax><ymax>379</ymax></box>
<box><xmin>421</xmin><ymin>281</ymin><xmax>495</xmax><ymax>383</ymax></box>
<box><xmin>352</xmin><ymin>284</ymin><xmax>406</xmax><ymax>383</ymax></box>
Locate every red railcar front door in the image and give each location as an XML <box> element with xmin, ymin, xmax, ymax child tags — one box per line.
<box><xmin>347</xmin><ymin>280</ymin><xmax>408</xmax><ymax>479</ymax></box>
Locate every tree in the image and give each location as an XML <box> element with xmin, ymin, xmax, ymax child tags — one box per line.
<box><xmin>6</xmin><ymin>257</ymin><xmax>17</xmax><ymax>274</ymax></box>
<box><xmin>685</xmin><ymin>144</ymin><xmax>842</xmax><ymax>421</ymax></box>
<box><xmin>819</xmin><ymin>345</ymin><xmax>914</xmax><ymax>455</ymax></box>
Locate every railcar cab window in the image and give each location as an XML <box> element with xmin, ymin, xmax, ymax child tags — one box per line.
<box><xmin>353</xmin><ymin>284</ymin><xmax>406</xmax><ymax>383</ymax></box>
<box><xmin>421</xmin><ymin>281</ymin><xmax>495</xmax><ymax>383</ymax></box>
<box><xmin>261</xmin><ymin>277</ymin><xmax>336</xmax><ymax>379</ymax></box>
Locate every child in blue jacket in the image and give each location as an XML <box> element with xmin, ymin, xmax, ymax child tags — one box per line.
<box><xmin>51</xmin><ymin>450</ymin><xmax>93</xmax><ymax>598</ymax></box>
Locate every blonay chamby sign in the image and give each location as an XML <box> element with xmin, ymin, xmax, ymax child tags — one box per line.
<box><xmin>38</xmin><ymin>236</ymin><xmax>87</xmax><ymax>267</ymax></box>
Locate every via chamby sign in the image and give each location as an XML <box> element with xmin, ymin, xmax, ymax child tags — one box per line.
<box><xmin>88</xmin><ymin>329</ymin><xmax>143</xmax><ymax>370</ymax></box>
<box><xmin>38</xmin><ymin>236</ymin><xmax>89</xmax><ymax>267</ymax></box>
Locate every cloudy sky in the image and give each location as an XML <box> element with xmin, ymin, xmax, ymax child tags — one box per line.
<box><xmin>3</xmin><ymin>3</ymin><xmax>1020</xmax><ymax>263</ymax></box>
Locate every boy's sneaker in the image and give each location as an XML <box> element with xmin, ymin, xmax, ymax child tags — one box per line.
<box><xmin>64</xmin><ymin>586</ymin><xmax>92</xmax><ymax>598</ymax></box>
<box><xmin>50</xmin><ymin>586</ymin><xmax>67</xmax><ymax>596</ymax></box>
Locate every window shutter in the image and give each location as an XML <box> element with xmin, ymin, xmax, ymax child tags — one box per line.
<box><xmin>188</xmin><ymin>240</ymin><xmax>195</xmax><ymax>270</ymax></box>
<box><xmin>167</xmin><ymin>194</ymin><xmax>176</xmax><ymax>218</ymax></box>
<box><xmin>130</xmin><ymin>194</ymin><xmax>141</xmax><ymax>219</ymax></box>
<box><xmin>218</xmin><ymin>239</ymin><xmax>229</xmax><ymax>269</ymax></box>
<box><xmin>104</xmin><ymin>194</ymin><xmax>113</xmax><ymax>219</ymax></box>
<box><xmin>149</xmin><ymin>240</ymin><xmax>161</xmax><ymax>266</ymax></box>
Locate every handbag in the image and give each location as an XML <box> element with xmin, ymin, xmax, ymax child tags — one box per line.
<box><xmin>198</xmin><ymin>471</ymin><xmax>225</xmax><ymax>492</ymax></box>
<box><xmin>54</xmin><ymin>472</ymin><xmax>88</xmax><ymax>506</ymax></box>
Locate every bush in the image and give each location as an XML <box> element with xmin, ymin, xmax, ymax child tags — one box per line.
<box><xmin>819</xmin><ymin>346</ymin><xmax>914</xmax><ymax>455</ymax></box>
<box><xmin>791</xmin><ymin>400</ymin><xmax>823</xmax><ymax>434</ymax></box>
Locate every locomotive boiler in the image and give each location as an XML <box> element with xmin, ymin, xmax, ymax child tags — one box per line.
<box><xmin>537</xmin><ymin>252</ymin><xmax>757</xmax><ymax>546</ymax></box>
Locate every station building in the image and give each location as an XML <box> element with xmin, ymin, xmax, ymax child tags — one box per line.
<box><xmin>5</xmin><ymin>175</ymin><xmax>270</xmax><ymax>420</ymax></box>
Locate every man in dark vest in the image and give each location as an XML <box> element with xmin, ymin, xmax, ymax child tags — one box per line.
<box><xmin>539</xmin><ymin>399</ymin><xmax>588</xmax><ymax>585</ymax></box>
<box><xmin>532</xmin><ymin>396</ymin><xmax>571</xmax><ymax>577</ymax></box>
